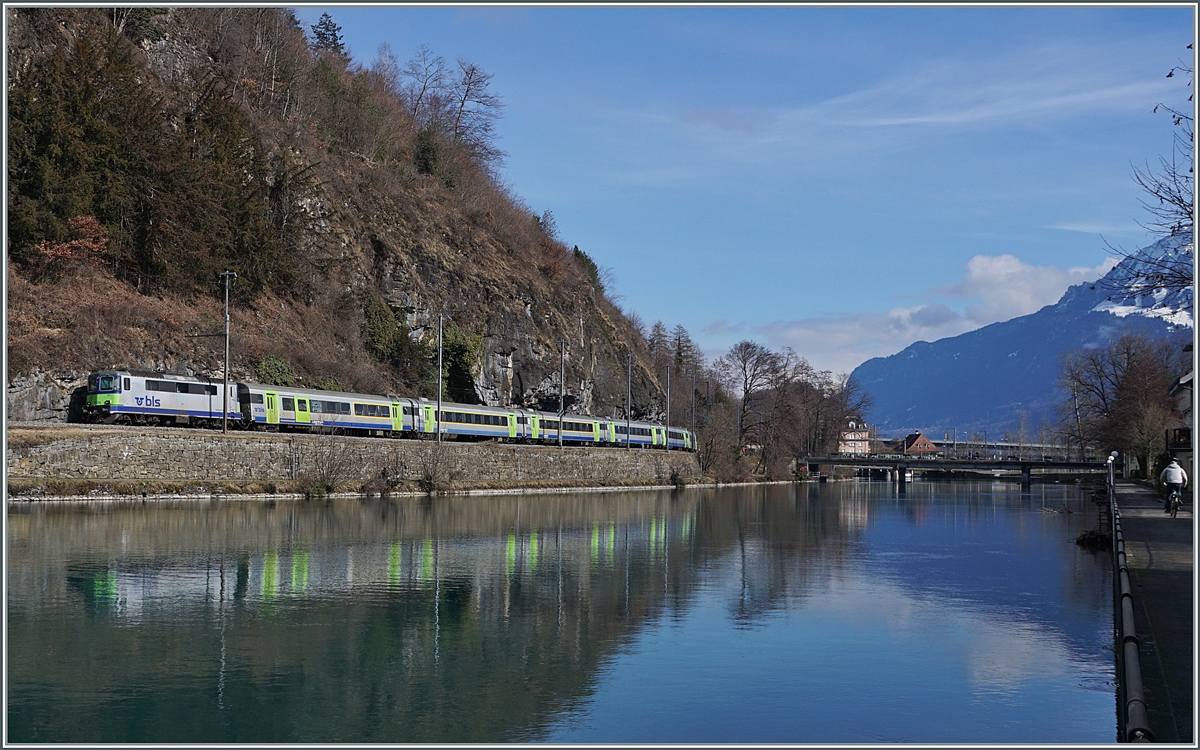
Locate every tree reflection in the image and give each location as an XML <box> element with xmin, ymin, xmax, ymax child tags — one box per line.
<box><xmin>7</xmin><ymin>482</ymin><xmax>1103</xmax><ymax>743</ymax></box>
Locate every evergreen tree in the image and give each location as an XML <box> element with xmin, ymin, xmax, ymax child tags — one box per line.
<box><xmin>671</xmin><ymin>324</ymin><xmax>704</xmax><ymax>373</ymax></box>
<box><xmin>309</xmin><ymin>12</ymin><xmax>344</xmax><ymax>55</ymax></box>
<box><xmin>648</xmin><ymin>321</ymin><xmax>670</xmax><ymax>373</ymax></box>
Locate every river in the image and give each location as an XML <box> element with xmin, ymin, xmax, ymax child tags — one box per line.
<box><xmin>6</xmin><ymin>480</ymin><xmax>1114</xmax><ymax>743</ymax></box>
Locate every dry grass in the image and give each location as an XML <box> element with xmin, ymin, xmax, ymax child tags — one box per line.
<box><xmin>6</xmin><ymin>427</ymin><xmax>105</xmax><ymax>448</ymax></box>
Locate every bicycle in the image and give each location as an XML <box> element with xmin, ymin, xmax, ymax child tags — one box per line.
<box><xmin>1168</xmin><ymin>486</ymin><xmax>1184</xmax><ymax>518</ymax></box>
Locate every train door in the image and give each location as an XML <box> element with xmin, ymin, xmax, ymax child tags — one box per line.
<box><xmin>391</xmin><ymin>403</ymin><xmax>403</xmax><ymax>432</ymax></box>
<box><xmin>295</xmin><ymin>398</ymin><xmax>311</xmax><ymax>424</ymax></box>
<box><xmin>423</xmin><ymin>404</ymin><xmax>435</xmax><ymax>434</ymax></box>
<box><xmin>507</xmin><ymin>412</ymin><xmax>517</xmax><ymax>439</ymax></box>
<box><xmin>592</xmin><ymin>421</ymin><xmax>600</xmax><ymax>443</ymax></box>
<box><xmin>531</xmin><ymin>415</ymin><xmax>540</xmax><ymax>440</ymax></box>
<box><xmin>265</xmin><ymin>391</ymin><xmax>279</xmax><ymax>424</ymax></box>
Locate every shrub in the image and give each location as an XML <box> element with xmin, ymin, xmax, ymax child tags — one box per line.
<box><xmin>256</xmin><ymin>355</ymin><xmax>295</xmax><ymax>386</ymax></box>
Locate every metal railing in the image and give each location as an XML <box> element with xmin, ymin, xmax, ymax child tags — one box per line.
<box><xmin>1110</xmin><ymin>451</ymin><xmax>1153</xmax><ymax>742</ymax></box>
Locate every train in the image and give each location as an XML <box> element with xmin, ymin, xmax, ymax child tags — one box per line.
<box><xmin>83</xmin><ymin>369</ymin><xmax>696</xmax><ymax>450</ymax></box>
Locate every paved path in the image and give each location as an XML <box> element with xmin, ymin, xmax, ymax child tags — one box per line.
<box><xmin>1114</xmin><ymin>479</ymin><xmax>1193</xmax><ymax>744</ymax></box>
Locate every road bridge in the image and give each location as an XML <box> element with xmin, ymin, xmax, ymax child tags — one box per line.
<box><xmin>802</xmin><ymin>455</ymin><xmax>1106</xmax><ymax>490</ymax></box>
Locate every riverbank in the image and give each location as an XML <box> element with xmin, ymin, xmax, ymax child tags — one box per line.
<box><xmin>5</xmin><ymin>480</ymin><xmax>803</xmax><ymax>504</ymax></box>
<box><xmin>1113</xmin><ymin>479</ymin><xmax>1193</xmax><ymax>743</ymax></box>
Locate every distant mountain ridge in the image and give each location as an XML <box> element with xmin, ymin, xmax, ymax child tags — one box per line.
<box><xmin>851</xmin><ymin>237</ymin><xmax>1193</xmax><ymax>439</ymax></box>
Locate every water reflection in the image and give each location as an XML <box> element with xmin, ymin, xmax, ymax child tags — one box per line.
<box><xmin>7</xmin><ymin>482</ymin><xmax>1113</xmax><ymax>743</ymax></box>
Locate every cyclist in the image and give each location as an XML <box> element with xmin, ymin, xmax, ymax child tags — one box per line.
<box><xmin>1159</xmin><ymin>458</ymin><xmax>1188</xmax><ymax>513</ymax></box>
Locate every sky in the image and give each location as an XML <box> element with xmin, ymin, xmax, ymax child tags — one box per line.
<box><xmin>293</xmin><ymin>5</ymin><xmax>1195</xmax><ymax>375</ymax></box>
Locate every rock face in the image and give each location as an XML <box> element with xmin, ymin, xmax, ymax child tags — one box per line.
<box><xmin>7</xmin><ymin>371</ymin><xmax>89</xmax><ymax>423</ymax></box>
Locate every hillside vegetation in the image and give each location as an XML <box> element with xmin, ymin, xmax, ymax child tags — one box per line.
<box><xmin>7</xmin><ymin>8</ymin><xmax>659</xmax><ymax>415</ymax></box>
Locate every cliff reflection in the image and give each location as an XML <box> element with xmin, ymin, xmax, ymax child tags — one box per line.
<box><xmin>7</xmin><ymin>482</ymin><xmax>1100</xmax><ymax>743</ymax></box>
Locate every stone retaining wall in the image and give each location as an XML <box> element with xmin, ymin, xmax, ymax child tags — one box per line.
<box><xmin>7</xmin><ymin>425</ymin><xmax>702</xmax><ymax>491</ymax></box>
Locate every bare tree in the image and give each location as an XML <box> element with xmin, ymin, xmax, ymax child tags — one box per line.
<box><xmin>448</xmin><ymin>58</ymin><xmax>504</xmax><ymax>166</ymax></box>
<box><xmin>715</xmin><ymin>340</ymin><xmax>781</xmax><ymax>446</ymax></box>
<box><xmin>370</xmin><ymin>42</ymin><xmax>402</xmax><ymax>98</ymax></box>
<box><xmin>401</xmin><ymin>44</ymin><xmax>449</xmax><ymax>126</ymax></box>
<box><xmin>1055</xmin><ymin>332</ymin><xmax>1189</xmax><ymax>473</ymax></box>
<box><xmin>1101</xmin><ymin>51</ymin><xmax>1194</xmax><ymax>296</ymax></box>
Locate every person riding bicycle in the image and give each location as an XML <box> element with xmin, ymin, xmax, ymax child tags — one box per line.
<box><xmin>1159</xmin><ymin>458</ymin><xmax>1188</xmax><ymax>513</ymax></box>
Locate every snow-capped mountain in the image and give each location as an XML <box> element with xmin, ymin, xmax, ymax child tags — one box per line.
<box><xmin>851</xmin><ymin>238</ymin><xmax>1193</xmax><ymax>439</ymax></box>
<box><xmin>1091</xmin><ymin>235</ymin><xmax>1193</xmax><ymax>327</ymax></box>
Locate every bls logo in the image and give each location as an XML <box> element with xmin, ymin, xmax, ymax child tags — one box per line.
<box><xmin>134</xmin><ymin>396</ymin><xmax>162</xmax><ymax>407</ymax></box>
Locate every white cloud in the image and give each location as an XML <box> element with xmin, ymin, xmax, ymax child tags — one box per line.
<box><xmin>698</xmin><ymin>253</ymin><xmax>1117</xmax><ymax>375</ymax></box>
<box><xmin>936</xmin><ymin>254</ymin><xmax>1116</xmax><ymax>325</ymax></box>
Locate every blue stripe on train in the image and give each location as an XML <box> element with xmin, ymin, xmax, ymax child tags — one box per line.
<box><xmin>111</xmin><ymin>405</ymin><xmax>240</xmax><ymax>419</ymax></box>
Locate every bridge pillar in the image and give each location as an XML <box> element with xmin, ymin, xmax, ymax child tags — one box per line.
<box><xmin>1021</xmin><ymin>464</ymin><xmax>1032</xmax><ymax>491</ymax></box>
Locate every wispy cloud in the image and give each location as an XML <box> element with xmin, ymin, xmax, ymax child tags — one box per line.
<box><xmin>578</xmin><ymin>40</ymin><xmax>1176</xmax><ymax>193</ymax></box>
<box><xmin>1045</xmin><ymin>222</ymin><xmax>1145</xmax><ymax>235</ymax></box>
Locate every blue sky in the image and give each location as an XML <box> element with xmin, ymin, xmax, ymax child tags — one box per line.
<box><xmin>293</xmin><ymin>5</ymin><xmax>1194</xmax><ymax>374</ymax></box>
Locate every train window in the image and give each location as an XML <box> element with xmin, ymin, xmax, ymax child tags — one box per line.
<box><xmin>251</xmin><ymin>394</ymin><xmax>265</xmax><ymax>404</ymax></box>
<box><xmin>99</xmin><ymin>376</ymin><xmax>115</xmax><ymax>391</ymax></box>
<box><xmin>311</xmin><ymin>401</ymin><xmax>323</xmax><ymax>413</ymax></box>
<box><xmin>354</xmin><ymin>404</ymin><xmax>364</xmax><ymax>416</ymax></box>
<box><xmin>282</xmin><ymin>397</ymin><xmax>295</xmax><ymax>411</ymax></box>
<box><xmin>123</xmin><ymin>378</ymin><xmax>130</xmax><ymax>390</ymax></box>
<box><xmin>297</xmin><ymin>399</ymin><xmax>308</xmax><ymax>411</ymax></box>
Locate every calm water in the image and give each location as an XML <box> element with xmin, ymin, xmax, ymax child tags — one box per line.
<box><xmin>7</xmin><ymin>481</ymin><xmax>1115</xmax><ymax>743</ymax></box>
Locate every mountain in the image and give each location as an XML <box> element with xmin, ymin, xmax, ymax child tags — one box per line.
<box><xmin>850</xmin><ymin>237</ymin><xmax>1193</xmax><ymax>439</ymax></box>
<box><xmin>6</xmin><ymin>8</ymin><xmax>666</xmax><ymax>422</ymax></box>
